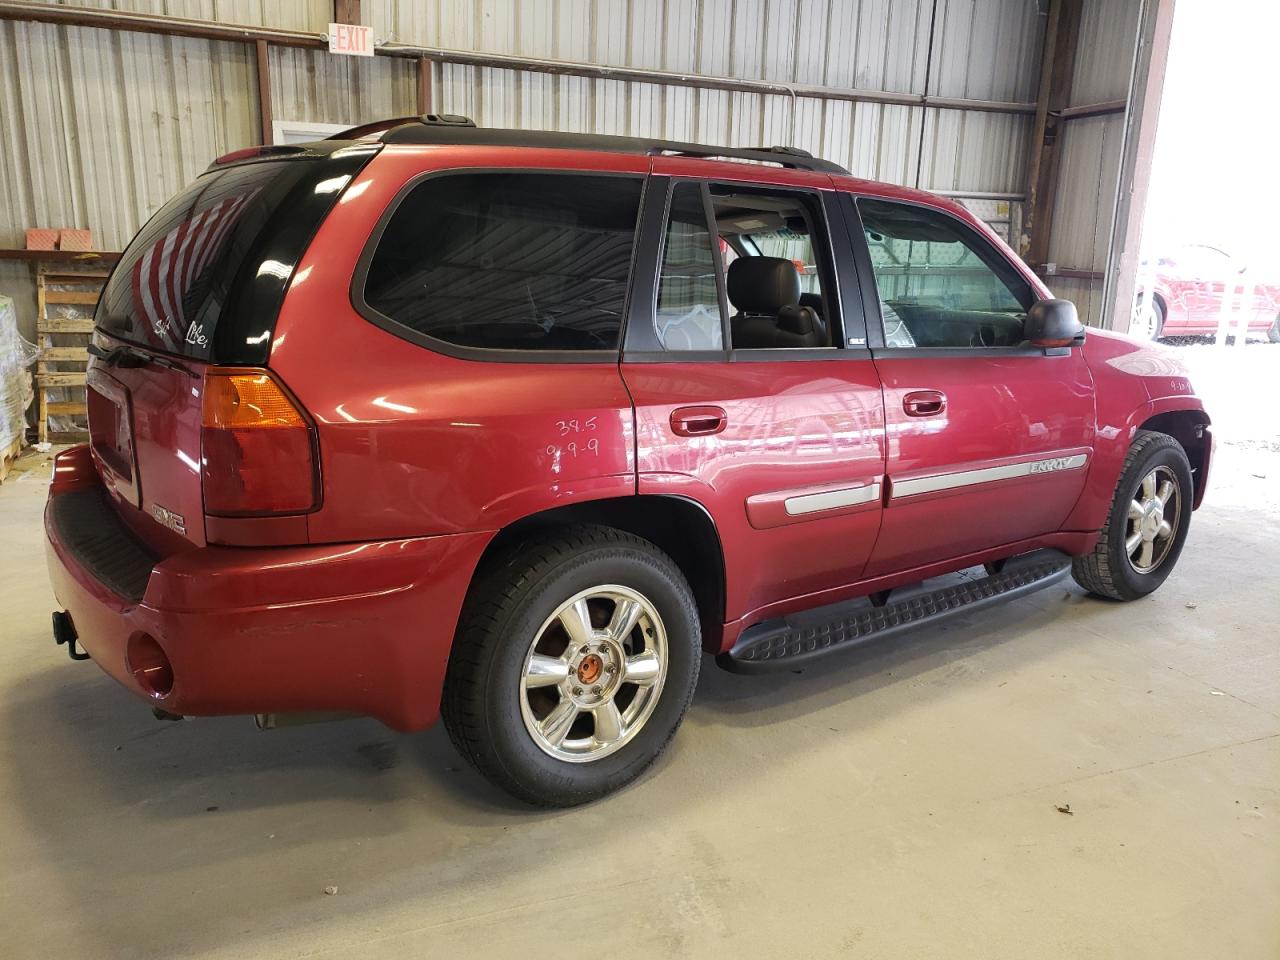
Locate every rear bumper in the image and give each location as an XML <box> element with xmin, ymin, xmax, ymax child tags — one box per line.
<box><xmin>44</xmin><ymin>463</ymin><xmax>492</xmax><ymax>731</ymax></box>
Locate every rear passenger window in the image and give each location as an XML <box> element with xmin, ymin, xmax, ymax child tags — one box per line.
<box><xmin>363</xmin><ymin>173</ymin><xmax>642</xmax><ymax>353</ymax></box>
<box><xmin>712</xmin><ymin>186</ymin><xmax>833</xmax><ymax>350</ymax></box>
<box><xmin>652</xmin><ymin>181</ymin><xmax>836</xmax><ymax>352</ymax></box>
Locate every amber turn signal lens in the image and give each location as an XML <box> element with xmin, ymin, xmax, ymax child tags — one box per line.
<box><xmin>200</xmin><ymin>368</ymin><xmax>318</xmax><ymax>516</ymax></box>
<box><xmin>203</xmin><ymin>372</ymin><xmax>306</xmax><ymax>429</ymax></box>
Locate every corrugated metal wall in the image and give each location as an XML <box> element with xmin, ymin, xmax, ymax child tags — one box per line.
<box><xmin>1044</xmin><ymin>0</ymin><xmax>1141</xmax><ymax>325</ymax></box>
<box><xmin>1</xmin><ymin>0</ymin><xmax>1051</xmax><ymax>342</ymax></box>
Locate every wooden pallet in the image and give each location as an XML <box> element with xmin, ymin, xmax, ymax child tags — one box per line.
<box><xmin>0</xmin><ymin>433</ymin><xmax>21</xmax><ymax>484</ymax></box>
<box><xmin>36</xmin><ymin>266</ymin><xmax>106</xmax><ymax>444</ymax></box>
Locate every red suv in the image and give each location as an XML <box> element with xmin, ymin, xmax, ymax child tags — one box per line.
<box><xmin>45</xmin><ymin>117</ymin><xmax>1212</xmax><ymax>806</ymax></box>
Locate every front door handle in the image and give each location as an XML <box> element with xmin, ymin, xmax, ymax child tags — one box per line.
<box><xmin>903</xmin><ymin>390</ymin><xmax>947</xmax><ymax>417</ymax></box>
<box><xmin>670</xmin><ymin>405</ymin><xmax>727</xmax><ymax>437</ymax></box>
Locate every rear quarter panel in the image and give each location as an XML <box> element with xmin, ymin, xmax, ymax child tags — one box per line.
<box><xmin>267</xmin><ymin>146</ymin><xmax>648</xmax><ymax>543</ymax></box>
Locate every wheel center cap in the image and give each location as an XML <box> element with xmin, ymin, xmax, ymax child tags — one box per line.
<box><xmin>1142</xmin><ymin>503</ymin><xmax>1161</xmax><ymax>538</ymax></box>
<box><xmin>577</xmin><ymin>654</ymin><xmax>603</xmax><ymax>684</ymax></box>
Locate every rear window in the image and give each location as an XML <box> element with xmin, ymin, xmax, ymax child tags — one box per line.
<box><xmin>97</xmin><ymin>147</ymin><xmax>375</xmax><ymax>363</ymax></box>
<box><xmin>361</xmin><ymin>173</ymin><xmax>643</xmax><ymax>354</ymax></box>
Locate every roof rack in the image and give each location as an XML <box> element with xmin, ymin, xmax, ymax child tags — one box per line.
<box><xmin>357</xmin><ymin>115</ymin><xmax>848</xmax><ymax>174</ymax></box>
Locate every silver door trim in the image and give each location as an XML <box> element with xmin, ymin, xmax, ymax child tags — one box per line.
<box><xmin>784</xmin><ymin>480</ymin><xmax>881</xmax><ymax>516</ymax></box>
<box><xmin>891</xmin><ymin>453</ymin><xmax>1088</xmax><ymax>499</ymax></box>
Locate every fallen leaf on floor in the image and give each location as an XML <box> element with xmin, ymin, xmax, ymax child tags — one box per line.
<box><xmin>324</xmin><ymin>886</ymin><xmax>339</xmax><ymax>896</ymax></box>
<box><xmin>1055</xmin><ymin>804</ymin><xmax>1073</xmax><ymax>816</ymax></box>
<box><xmin>1185</xmin><ymin>602</ymin><xmax>1198</xmax><ymax>609</ymax></box>
<box><xmin>1210</xmin><ymin>690</ymin><xmax>1225</xmax><ymax>696</ymax></box>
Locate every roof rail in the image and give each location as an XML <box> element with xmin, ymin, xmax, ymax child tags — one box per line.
<box><xmin>364</xmin><ymin>117</ymin><xmax>848</xmax><ymax>174</ymax></box>
<box><xmin>326</xmin><ymin>113</ymin><xmax>476</xmax><ymax>141</ymax></box>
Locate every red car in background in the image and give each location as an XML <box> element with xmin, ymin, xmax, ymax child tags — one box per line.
<box><xmin>1133</xmin><ymin>244</ymin><xmax>1280</xmax><ymax>341</ymax></box>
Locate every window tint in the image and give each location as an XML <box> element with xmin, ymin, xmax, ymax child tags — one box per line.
<box><xmin>655</xmin><ymin>183</ymin><xmax>725</xmax><ymax>351</ymax></box>
<box><xmin>364</xmin><ymin>173</ymin><xmax>642</xmax><ymax>352</ymax></box>
<box><xmin>98</xmin><ymin>155</ymin><xmax>369</xmax><ymax>362</ymax></box>
<box><xmin>858</xmin><ymin>198</ymin><xmax>1033</xmax><ymax>349</ymax></box>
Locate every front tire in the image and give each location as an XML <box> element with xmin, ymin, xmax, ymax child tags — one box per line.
<box><xmin>1072</xmin><ymin>430</ymin><xmax>1193</xmax><ymax>601</ymax></box>
<box><xmin>1132</xmin><ymin>293</ymin><xmax>1165</xmax><ymax>341</ymax></box>
<box><xmin>442</xmin><ymin>525</ymin><xmax>700</xmax><ymax>806</ymax></box>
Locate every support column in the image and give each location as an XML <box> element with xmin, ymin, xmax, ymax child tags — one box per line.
<box><xmin>1104</xmin><ymin>0</ymin><xmax>1177</xmax><ymax>333</ymax></box>
<box><xmin>255</xmin><ymin>38</ymin><xmax>272</xmax><ymax>145</ymax></box>
<box><xmin>1022</xmin><ymin>0</ymin><xmax>1083</xmax><ymax>269</ymax></box>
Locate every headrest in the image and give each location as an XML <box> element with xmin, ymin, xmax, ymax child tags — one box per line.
<box><xmin>727</xmin><ymin>256</ymin><xmax>800</xmax><ymax>315</ymax></box>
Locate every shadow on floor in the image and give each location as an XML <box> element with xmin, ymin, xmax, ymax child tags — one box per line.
<box><xmin>3</xmin><ymin>580</ymin><xmax>1106</xmax><ymax>957</ymax></box>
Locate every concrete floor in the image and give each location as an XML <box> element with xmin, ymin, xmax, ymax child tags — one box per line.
<box><xmin>0</xmin><ymin>346</ymin><xmax>1276</xmax><ymax>960</ymax></box>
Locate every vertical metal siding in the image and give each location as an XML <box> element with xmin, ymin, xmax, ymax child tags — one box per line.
<box><xmin>1070</xmin><ymin>0</ymin><xmax>1142</xmax><ymax>105</ymax></box>
<box><xmin>2</xmin><ymin>0</ymin><xmax>1053</xmax><ymax>343</ymax></box>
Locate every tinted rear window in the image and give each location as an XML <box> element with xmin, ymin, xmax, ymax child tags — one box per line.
<box><xmin>97</xmin><ymin>148</ymin><xmax>375</xmax><ymax>363</ymax></box>
<box><xmin>362</xmin><ymin>173</ymin><xmax>643</xmax><ymax>353</ymax></box>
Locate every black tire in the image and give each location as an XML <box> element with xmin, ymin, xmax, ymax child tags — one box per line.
<box><xmin>1072</xmin><ymin>430</ymin><xmax>1193</xmax><ymax>601</ymax></box>
<box><xmin>442</xmin><ymin>525</ymin><xmax>700</xmax><ymax>806</ymax></box>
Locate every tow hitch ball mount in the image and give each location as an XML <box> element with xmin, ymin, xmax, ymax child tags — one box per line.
<box><xmin>52</xmin><ymin>611</ymin><xmax>90</xmax><ymax>662</ymax></box>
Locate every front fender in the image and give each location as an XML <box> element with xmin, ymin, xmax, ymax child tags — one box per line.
<box><xmin>1065</xmin><ymin>330</ymin><xmax>1211</xmax><ymax>532</ymax></box>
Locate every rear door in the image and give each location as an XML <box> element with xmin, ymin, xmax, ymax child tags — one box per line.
<box><xmin>848</xmin><ymin>194</ymin><xmax>1095</xmax><ymax>577</ymax></box>
<box><xmin>621</xmin><ymin>163</ymin><xmax>886</xmax><ymax>624</ymax></box>
<box><xmin>88</xmin><ymin>144</ymin><xmax>376</xmax><ymax>549</ymax></box>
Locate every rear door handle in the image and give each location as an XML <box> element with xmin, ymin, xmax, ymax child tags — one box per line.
<box><xmin>903</xmin><ymin>390</ymin><xmax>946</xmax><ymax>417</ymax></box>
<box><xmin>670</xmin><ymin>405</ymin><xmax>727</xmax><ymax>437</ymax></box>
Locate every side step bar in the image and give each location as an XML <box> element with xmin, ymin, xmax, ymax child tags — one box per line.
<box><xmin>717</xmin><ymin>549</ymin><xmax>1072</xmax><ymax>674</ymax></box>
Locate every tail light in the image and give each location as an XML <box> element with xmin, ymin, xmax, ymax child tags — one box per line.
<box><xmin>201</xmin><ymin>368</ymin><xmax>319</xmax><ymax>516</ymax></box>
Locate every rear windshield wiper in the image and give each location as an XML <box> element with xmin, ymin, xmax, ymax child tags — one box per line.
<box><xmin>87</xmin><ymin>342</ymin><xmax>199</xmax><ymax>378</ymax></box>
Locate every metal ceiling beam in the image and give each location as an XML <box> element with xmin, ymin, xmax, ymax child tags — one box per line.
<box><xmin>1060</xmin><ymin>99</ymin><xmax>1127</xmax><ymax>121</ymax></box>
<box><xmin>0</xmin><ymin>1</ymin><xmax>1037</xmax><ymax>117</ymax></box>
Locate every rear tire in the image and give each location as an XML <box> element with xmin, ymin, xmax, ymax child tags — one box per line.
<box><xmin>442</xmin><ymin>525</ymin><xmax>700</xmax><ymax>806</ymax></box>
<box><xmin>1072</xmin><ymin>430</ymin><xmax>1193</xmax><ymax>601</ymax></box>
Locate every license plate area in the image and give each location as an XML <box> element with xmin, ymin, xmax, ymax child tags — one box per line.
<box><xmin>86</xmin><ymin>367</ymin><xmax>141</xmax><ymax>507</ymax></box>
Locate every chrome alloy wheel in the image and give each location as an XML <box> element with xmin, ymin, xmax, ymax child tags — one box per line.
<box><xmin>1125</xmin><ymin>465</ymin><xmax>1181</xmax><ymax>573</ymax></box>
<box><xmin>518</xmin><ymin>585</ymin><xmax>668</xmax><ymax>763</ymax></box>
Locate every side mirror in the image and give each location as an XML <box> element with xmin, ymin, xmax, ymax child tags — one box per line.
<box><xmin>1026</xmin><ymin>298</ymin><xmax>1085</xmax><ymax>348</ymax></box>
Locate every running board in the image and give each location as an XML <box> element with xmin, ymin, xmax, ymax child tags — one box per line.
<box><xmin>717</xmin><ymin>549</ymin><xmax>1072</xmax><ymax>673</ymax></box>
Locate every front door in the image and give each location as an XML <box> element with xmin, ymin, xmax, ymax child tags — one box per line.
<box><xmin>621</xmin><ymin>165</ymin><xmax>887</xmax><ymax>624</ymax></box>
<box><xmin>848</xmin><ymin>195</ymin><xmax>1096</xmax><ymax>577</ymax></box>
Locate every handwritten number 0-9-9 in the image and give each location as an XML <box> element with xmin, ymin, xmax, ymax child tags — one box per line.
<box><xmin>546</xmin><ymin>438</ymin><xmax>600</xmax><ymax>459</ymax></box>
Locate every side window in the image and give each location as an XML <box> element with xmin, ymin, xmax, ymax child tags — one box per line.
<box><xmin>858</xmin><ymin>198</ymin><xmax>1034</xmax><ymax>349</ymax></box>
<box><xmin>655</xmin><ymin>183</ymin><xmax>725</xmax><ymax>351</ymax></box>
<box><xmin>713</xmin><ymin>186</ymin><xmax>833</xmax><ymax>350</ymax></box>
<box><xmin>363</xmin><ymin>173</ymin><xmax>642</xmax><ymax>353</ymax></box>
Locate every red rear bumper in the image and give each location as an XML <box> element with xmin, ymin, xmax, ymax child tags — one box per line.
<box><xmin>44</xmin><ymin>450</ymin><xmax>491</xmax><ymax>731</ymax></box>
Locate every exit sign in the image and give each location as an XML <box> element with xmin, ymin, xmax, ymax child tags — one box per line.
<box><xmin>328</xmin><ymin>22</ymin><xmax>373</xmax><ymax>57</ymax></box>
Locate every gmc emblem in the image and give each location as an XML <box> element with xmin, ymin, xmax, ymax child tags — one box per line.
<box><xmin>150</xmin><ymin>504</ymin><xmax>187</xmax><ymax>535</ymax></box>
